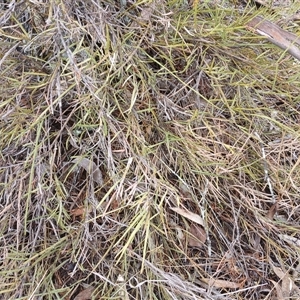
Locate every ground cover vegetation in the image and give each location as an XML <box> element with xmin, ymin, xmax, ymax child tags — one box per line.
<box><xmin>1</xmin><ymin>0</ymin><xmax>300</xmax><ymax>299</ymax></box>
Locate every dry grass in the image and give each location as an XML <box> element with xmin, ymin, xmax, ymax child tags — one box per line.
<box><xmin>1</xmin><ymin>0</ymin><xmax>300</xmax><ymax>299</ymax></box>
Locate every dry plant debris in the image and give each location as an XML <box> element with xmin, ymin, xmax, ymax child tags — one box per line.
<box><xmin>246</xmin><ymin>15</ymin><xmax>300</xmax><ymax>61</ymax></box>
<box><xmin>1</xmin><ymin>0</ymin><xmax>300</xmax><ymax>299</ymax></box>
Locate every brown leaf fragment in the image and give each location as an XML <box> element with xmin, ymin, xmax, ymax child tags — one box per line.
<box><xmin>70</xmin><ymin>206</ymin><xmax>85</xmax><ymax>218</ymax></box>
<box><xmin>281</xmin><ymin>277</ymin><xmax>293</xmax><ymax>299</ymax></box>
<box><xmin>74</xmin><ymin>286</ymin><xmax>94</xmax><ymax>300</ymax></box>
<box><xmin>188</xmin><ymin>223</ymin><xmax>206</xmax><ymax>248</ymax></box>
<box><xmin>271</xmin><ymin>265</ymin><xmax>292</xmax><ymax>298</ymax></box>
<box><xmin>271</xmin><ymin>264</ymin><xmax>288</xmax><ymax>280</ymax></box>
<box><xmin>201</xmin><ymin>278</ymin><xmax>243</xmax><ymax>289</ymax></box>
<box><xmin>71</xmin><ymin>157</ymin><xmax>103</xmax><ymax>185</ymax></box>
<box><xmin>270</xmin><ymin>261</ymin><xmax>300</xmax><ymax>298</ymax></box>
<box><xmin>178</xmin><ymin>182</ymin><xmax>193</xmax><ymax>199</ymax></box>
<box><xmin>266</xmin><ymin>202</ymin><xmax>278</xmax><ymax>220</ymax></box>
<box><xmin>270</xmin><ymin>279</ymin><xmax>284</xmax><ymax>300</ymax></box>
<box><xmin>170</xmin><ymin>207</ymin><xmax>204</xmax><ymax>226</ymax></box>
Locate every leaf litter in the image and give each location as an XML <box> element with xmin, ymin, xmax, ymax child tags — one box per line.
<box><xmin>1</xmin><ymin>0</ymin><xmax>300</xmax><ymax>299</ymax></box>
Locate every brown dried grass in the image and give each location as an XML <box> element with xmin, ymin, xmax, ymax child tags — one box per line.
<box><xmin>1</xmin><ymin>0</ymin><xmax>300</xmax><ymax>299</ymax></box>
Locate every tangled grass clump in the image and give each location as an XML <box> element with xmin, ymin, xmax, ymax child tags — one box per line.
<box><xmin>1</xmin><ymin>0</ymin><xmax>300</xmax><ymax>299</ymax></box>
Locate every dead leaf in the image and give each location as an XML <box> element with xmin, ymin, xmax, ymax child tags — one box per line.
<box><xmin>270</xmin><ymin>263</ymin><xmax>294</xmax><ymax>298</ymax></box>
<box><xmin>246</xmin><ymin>16</ymin><xmax>300</xmax><ymax>61</ymax></box>
<box><xmin>278</xmin><ymin>234</ymin><xmax>300</xmax><ymax>247</ymax></box>
<box><xmin>188</xmin><ymin>223</ymin><xmax>206</xmax><ymax>248</ymax></box>
<box><xmin>270</xmin><ymin>263</ymin><xmax>286</xmax><ymax>278</ymax></box>
<box><xmin>266</xmin><ymin>202</ymin><xmax>278</xmax><ymax>220</ymax></box>
<box><xmin>252</xmin><ymin>0</ymin><xmax>292</xmax><ymax>10</ymax></box>
<box><xmin>271</xmin><ymin>264</ymin><xmax>292</xmax><ymax>298</ymax></box>
<box><xmin>170</xmin><ymin>207</ymin><xmax>204</xmax><ymax>226</ymax></box>
<box><xmin>202</xmin><ymin>278</ymin><xmax>243</xmax><ymax>289</ymax></box>
<box><xmin>70</xmin><ymin>206</ymin><xmax>85</xmax><ymax>218</ymax></box>
<box><xmin>74</xmin><ymin>286</ymin><xmax>94</xmax><ymax>300</ymax></box>
<box><xmin>72</xmin><ymin>157</ymin><xmax>103</xmax><ymax>185</ymax></box>
<box><xmin>281</xmin><ymin>277</ymin><xmax>293</xmax><ymax>299</ymax></box>
<box><xmin>178</xmin><ymin>182</ymin><xmax>192</xmax><ymax>199</ymax></box>
<box><xmin>270</xmin><ymin>279</ymin><xmax>284</xmax><ymax>300</ymax></box>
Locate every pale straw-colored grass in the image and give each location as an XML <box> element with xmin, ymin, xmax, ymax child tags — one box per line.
<box><xmin>1</xmin><ymin>1</ymin><xmax>300</xmax><ymax>299</ymax></box>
